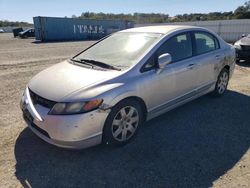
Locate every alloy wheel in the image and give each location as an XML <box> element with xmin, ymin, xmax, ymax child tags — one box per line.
<box><xmin>111</xmin><ymin>106</ymin><xmax>139</xmax><ymax>142</ymax></box>
<box><xmin>217</xmin><ymin>71</ymin><xmax>229</xmax><ymax>94</ymax></box>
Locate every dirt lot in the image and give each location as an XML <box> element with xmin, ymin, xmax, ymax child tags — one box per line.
<box><xmin>0</xmin><ymin>33</ymin><xmax>249</xmax><ymax>188</ymax></box>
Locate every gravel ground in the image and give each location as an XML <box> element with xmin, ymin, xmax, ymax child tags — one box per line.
<box><xmin>0</xmin><ymin>33</ymin><xmax>249</xmax><ymax>188</ymax></box>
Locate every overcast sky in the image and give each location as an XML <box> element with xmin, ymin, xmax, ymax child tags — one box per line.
<box><xmin>0</xmin><ymin>0</ymin><xmax>246</xmax><ymax>23</ymax></box>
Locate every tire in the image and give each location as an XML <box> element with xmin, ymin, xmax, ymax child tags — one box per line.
<box><xmin>212</xmin><ymin>68</ymin><xmax>229</xmax><ymax>97</ymax></box>
<box><xmin>235</xmin><ymin>52</ymin><xmax>240</xmax><ymax>64</ymax></box>
<box><xmin>103</xmin><ymin>99</ymin><xmax>144</xmax><ymax>146</ymax></box>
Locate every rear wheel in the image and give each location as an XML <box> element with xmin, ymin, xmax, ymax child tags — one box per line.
<box><xmin>212</xmin><ymin>68</ymin><xmax>229</xmax><ymax>97</ymax></box>
<box><xmin>103</xmin><ymin>99</ymin><xmax>143</xmax><ymax>145</ymax></box>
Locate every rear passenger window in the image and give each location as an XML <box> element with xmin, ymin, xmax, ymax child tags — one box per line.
<box><xmin>194</xmin><ymin>32</ymin><xmax>219</xmax><ymax>55</ymax></box>
<box><xmin>157</xmin><ymin>33</ymin><xmax>192</xmax><ymax>62</ymax></box>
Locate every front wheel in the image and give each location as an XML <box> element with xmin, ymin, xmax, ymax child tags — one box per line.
<box><xmin>212</xmin><ymin>68</ymin><xmax>229</xmax><ymax>97</ymax></box>
<box><xmin>103</xmin><ymin>99</ymin><xmax>143</xmax><ymax>146</ymax></box>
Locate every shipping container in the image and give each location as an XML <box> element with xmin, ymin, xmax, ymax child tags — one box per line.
<box><xmin>136</xmin><ymin>19</ymin><xmax>250</xmax><ymax>43</ymax></box>
<box><xmin>33</xmin><ymin>16</ymin><xmax>134</xmax><ymax>42</ymax></box>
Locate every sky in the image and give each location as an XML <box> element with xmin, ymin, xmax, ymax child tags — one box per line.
<box><xmin>0</xmin><ymin>0</ymin><xmax>247</xmax><ymax>23</ymax></box>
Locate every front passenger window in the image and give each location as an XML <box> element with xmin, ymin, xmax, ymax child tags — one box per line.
<box><xmin>142</xmin><ymin>54</ymin><xmax>157</xmax><ymax>71</ymax></box>
<box><xmin>157</xmin><ymin>33</ymin><xmax>192</xmax><ymax>62</ymax></box>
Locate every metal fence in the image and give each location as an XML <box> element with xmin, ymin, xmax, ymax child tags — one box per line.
<box><xmin>136</xmin><ymin>19</ymin><xmax>250</xmax><ymax>43</ymax></box>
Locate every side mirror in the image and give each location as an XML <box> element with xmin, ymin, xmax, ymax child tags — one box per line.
<box><xmin>157</xmin><ymin>53</ymin><xmax>172</xmax><ymax>74</ymax></box>
<box><xmin>242</xmin><ymin>34</ymin><xmax>246</xmax><ymax>38</ymax></box>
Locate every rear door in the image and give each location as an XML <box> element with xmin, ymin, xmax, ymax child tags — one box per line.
<box><xmin>192</xmin><ymin>31</ymin><xmax>222</xmax><ymax>89</ymax></box>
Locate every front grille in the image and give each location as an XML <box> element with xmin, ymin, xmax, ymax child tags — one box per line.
<box><xmin>241</xmin><ymin>45</ymin><xmax>250</xmax><ymax>51</ymax></box>
<box><xmin>29</xmin><ymin>89</ymin><xmax>56</xmax><ymax>109</ymax></box>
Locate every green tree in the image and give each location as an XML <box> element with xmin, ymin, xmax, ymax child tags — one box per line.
<box><xmin>234</xmin><ymin>1</ymin><xmax>250</xmax><ymax>18</ymax></box>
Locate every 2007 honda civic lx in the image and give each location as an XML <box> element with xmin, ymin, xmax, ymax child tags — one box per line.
<box><xmin>20</xmin><ymin>25</ymin><xmax>235</xmax><ymax>149</ymax></box>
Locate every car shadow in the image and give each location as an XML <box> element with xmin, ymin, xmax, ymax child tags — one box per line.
<box><xmin>14</xmin><ymin>90</ymin><xmax>250</xmax><ymax>187</ymax></box>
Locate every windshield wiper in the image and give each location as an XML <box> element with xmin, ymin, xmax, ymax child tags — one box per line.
<box><xmin>70</xmin><ymin>58</ymin><xmax>94</xmax><ymax>68</ymax></box>
<box><xmin>79</xmin><ymin>59</ymin><xmax>121</xmax><ymax>71</ymax></box>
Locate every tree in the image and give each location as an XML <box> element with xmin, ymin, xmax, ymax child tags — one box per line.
<box><xmin>0</xmin><ymin>20</ymin><xmax>32</xmax><ymax>27</ymax></box>
<box><xmin>234</xmin><ymin>1</ymin><xmax>250</xmax><ymax>19</ymax></box>
<box><xmin>2</xmin><ymin>1</ymin><xmax>250</xmax><ymax>26</ymax></box>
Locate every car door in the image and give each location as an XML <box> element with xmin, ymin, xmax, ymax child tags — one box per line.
<box><xmin>139</xmin><ymin>32</ymin><xmax>198</xmax><ymax>114</ymax></box>
<box><xmin>28</xmin><ymin>30</ymin><xmax>32</xmax><ymax>37</ymax></box>
<box><xmin>192</xmin><ymin>31</ymin><xmax>222</xmax><ymax>90</ymax></box>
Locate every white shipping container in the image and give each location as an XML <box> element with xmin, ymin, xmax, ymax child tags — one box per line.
<box><xmin>135</xmin><ymin>19</ymin><xmax>250</xmax><ymax>43</ymax></box>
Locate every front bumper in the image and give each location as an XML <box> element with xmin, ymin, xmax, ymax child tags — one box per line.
<box><xmin>20</xmin><ymin>88</ymin><xmax>109</xmax><ymax>149</ymax></box>
<box><xmin>236</xmin><ymin>49</ymin><xmax>250</xmax><ymax>60</ymax></box>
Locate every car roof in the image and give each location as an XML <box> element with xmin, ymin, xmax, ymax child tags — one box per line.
<box><xmin>121</xmin><ymin>25</ymin><xmax>201</xmax><ymax>34</ymax></box>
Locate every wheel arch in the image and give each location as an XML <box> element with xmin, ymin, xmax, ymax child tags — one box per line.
<box><xmin>111</xmin><ymin>96</ymin><xmax>148</xmax><ymax>121</ymax></box>
<box><xmin>109</xmin><ymin>91</ymin><xmax>148</xmax><ymax>120</ymax></box>
<box><xmin>224</xmin><ymin>65</ymin><xmax>230</xmax><ymax>72</ymax></box>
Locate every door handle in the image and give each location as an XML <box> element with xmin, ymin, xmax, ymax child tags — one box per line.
<box><xmin>187</xmin><ymin>64</ymin><xmax>195</xmax><ymax>69</ymax></box>
<box><xmin>215</xmin><ymin>55</ymin><xmax>221</xmax><ymax>60</ymax></box>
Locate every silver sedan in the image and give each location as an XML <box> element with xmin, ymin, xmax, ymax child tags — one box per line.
<box><xmin>20</xmin><ymin>25</ymin><xmax>235</xmax><ymax>149</ymax></box>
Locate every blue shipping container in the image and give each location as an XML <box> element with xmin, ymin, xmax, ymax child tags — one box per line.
<box><xmin>33</xmin><ymin>16</ymin><xmax>134</xmax><ymax>41</ymax></box>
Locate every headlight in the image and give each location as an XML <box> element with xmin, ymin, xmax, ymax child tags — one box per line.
<box><xmin>49</xmin><ymin>99</ymin><xmax>103</xmax><ymax>115</ymax></box>
<box><xmin>234</xmin><ymin>45</ymin><xmax>242</xmax><ymax>50</ymax></box>
<box><xmin>234</xmin><ymin>43</ymin><xmax>242</xmax><ymax>50</ymax></box>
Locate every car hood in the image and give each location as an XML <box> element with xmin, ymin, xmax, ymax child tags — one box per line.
<box><xmin>236</xmin><ymin>37</ymin><xmax>250</xmax><ymax>45</ymax></box>
<box><xmin>28</xmin><ymin>60</ymin><xmax>122</xmax><ymax>101</ymax></box>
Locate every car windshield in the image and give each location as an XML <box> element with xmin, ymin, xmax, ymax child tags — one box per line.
<box><xmin>23</xmin><ymin>28</ymin><xmax>32</xmax><ymax>33</ymax></box>
<box><xmin>74</xmin><ymin>32</ymin><xmax>162</xmax><ymax>69</ymax></box>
